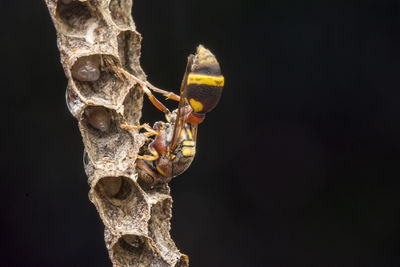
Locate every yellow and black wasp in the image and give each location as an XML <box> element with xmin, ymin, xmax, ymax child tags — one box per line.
<box><xmin>114</xmin><ymin>45</ymin><xmax>224</xmax><ymax>185</ymax></box>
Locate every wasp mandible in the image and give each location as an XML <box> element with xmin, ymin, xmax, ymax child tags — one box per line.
<box><xmin>113</xmin><ymin>45</ymin><xmax>224</xmax><ymax>185</ymax></box>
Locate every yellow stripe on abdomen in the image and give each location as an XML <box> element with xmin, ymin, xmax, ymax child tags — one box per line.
<box><xmin>182</xmin><ymin>140</ymin><xmax>195</xmax><ymax>146</ymax></box>
<box><xmin>187</xmin><ymin>73</ymin><xmax>224</xmax><ymax>87</ymax></box>
<box><xmin>182</xmin><ymin>147</ymin><xmax>195</xmax><ymax>157</ymax></box>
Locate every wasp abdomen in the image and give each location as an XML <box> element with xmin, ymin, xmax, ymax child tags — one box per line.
<box><xmin>181</xmin><ymin>140</ymin><xmax>195</xmax><ymax>157</ymax></box>
<box><xmin>185</xmin><ymin>45</ymin><xmax>225</xmax><ymax>114</ymax></box>
<box><xmin>186</xmin><ymin>82</ymin><xmax>224</xmax><ymax>113</ymax></box>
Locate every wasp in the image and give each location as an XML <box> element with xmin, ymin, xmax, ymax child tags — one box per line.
<box><xmin>113</xmin><ymin>45</ymin><xmax>224</xmax><ymax>185</ymax></box>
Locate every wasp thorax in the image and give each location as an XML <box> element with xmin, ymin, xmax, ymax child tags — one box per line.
<box><xmin>85</xmin><ymin>106</ymin><xmax>112</xmax><ymax>132</ymax></box>
<box><xmin>72</xmin><ymin>55</ymin><xmax>101</xmax><ymax>82</ymax></box>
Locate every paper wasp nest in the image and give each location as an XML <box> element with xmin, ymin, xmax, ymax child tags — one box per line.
<box><xmin>44</xmin><ymin>0</ymin><xmax>189</xmax><ymax>266</ymax></box>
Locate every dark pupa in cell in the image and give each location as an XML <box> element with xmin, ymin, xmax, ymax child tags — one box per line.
<box><xmin>85</xmin><ymin>106</ymin><xmax>112</xmax><ymax>132</ymax></box>
<box><xmin>72</xmin><ymin>55</ymin><xmax>101</xmax><ymax>82</ymax></box>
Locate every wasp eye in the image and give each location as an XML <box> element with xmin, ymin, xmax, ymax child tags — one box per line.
<box><xmin>71</xmin><ymin>55</ymin><xmax>101</xmax><ymax>82</ymax></box>
<box><xmin>85</xmin><ymin>106</ymin><xmax>112</xmax><ymax>132</ymax></box>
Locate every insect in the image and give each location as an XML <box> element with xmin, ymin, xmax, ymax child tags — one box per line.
<box><xmin>114</xmin><ymin>45</ymin><xmax>224</xmax><ymax>185</ymax></box>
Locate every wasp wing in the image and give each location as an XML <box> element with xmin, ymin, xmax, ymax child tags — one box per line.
<box><xmin>191</xmin><ymin>123</ymin><xmax>198</xmax><ymax>143</ymax></box>
<box><xmin>169</xmin><ymin>55</ymin><xmax>194</xmax><ymax>154</ymax></box>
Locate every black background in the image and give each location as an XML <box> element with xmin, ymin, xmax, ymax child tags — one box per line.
<box><xmin>2</xmin><ymin>0</ymin><xmax>400</xmax><ymax>266</ymax></box>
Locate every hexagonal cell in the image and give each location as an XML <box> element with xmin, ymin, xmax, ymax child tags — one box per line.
<box><xmin>80</xmin><ymin>105</ymin><xmax>135</xmax><ymax>166</ymax></box>
<box><xmin>147</xmin><ymin>198</ymin><xmax>182</xmax><ymax>266</ymax></box>
<box><xmin>109</xmin><ymin>0</ymin><xmax>133</xmax><ymax>28</ymax></box>
<box><xmin>117</xmin><ymin>31</ymin><xmax>145</xmax><ymax>79</ymax></box>
<box><xmin>56</xmin><ymin>0</ymin><xmax>93</xmax><ymax>33</ymax></box>
<box><xmin>91</xmin><ymin>176</ymin><xmax>149</xmax><ymax>233</ymax></box>
<box><xmin>112</xmin><ymin>235</ymin><xmax>169</xmax><ymax>267</ymax></box>
<box><xmin>122</xmin><ymin>84</ymin><xmax>143</xmax><ymax>126</ymax></box>
<box><xmin>72</xmin><ymin>54</ymin><xmax>131</xmax><ymax>106</ymax></box>
<box><xmin>95</xmin><ymin>176</ymin><xmax>132</xmax><ymax>201</ymax></box>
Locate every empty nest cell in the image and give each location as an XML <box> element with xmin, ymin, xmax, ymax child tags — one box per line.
<box><xmin>148</xmin><ymin>199</ymin><xmax>182</xmax><ymax>266</ymax></box>
<box><xmin>56</xmin><ymin>0</ymin><xmax>93</xmax><ymax>33</ymax></box>
<box><xmin>109</xmin><ymin>0</ymin><xmax>133</xmax><ymax>28</ymax></box>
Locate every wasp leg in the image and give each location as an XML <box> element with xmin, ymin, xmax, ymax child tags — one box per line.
<box><xmin>113</xmin><ymin>66</ymin><xmax>180</xmax><ymax>101</ymax></box>
<box><xmin>142</xmin><ymin>86</ymin><xmax>171</xmax><ymax>114</ymax></box>
<box><xmin>112</xmin><ymin>66</ymin><xmax>172</xmax><ymax>114</ymax></box>
<box><xmin>138</xmin><ymin>144</ymin><xmax>159</xmax><ymax>161</ymax></box>
<box><xmin>134</xmin><ymin>124</ymin><xmax>160</xmax><ymax>137</ymax></box>
<box><xmin>146</xmin><ymin>86</ymin><xmax>180</xmax><ymax>102</ymax></box>
<box><xmin>136</xmin><ymin>159</ymin><xmax>169</xmax><ymax>185</ymax></box>
<box><xmin>121</xmin><ymin>123</ymin><xmax>159</xmax><ymax>137</ymax></box>
<box><xmin>100</xmin><ymin>57</ymin><xmax>126</xmax><ymax>90</ymax></box>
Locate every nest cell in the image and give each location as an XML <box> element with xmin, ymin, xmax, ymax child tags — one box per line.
<box><xmin>72</xmin><ymin>55</ymin><xmax>129</xmax><ymax>105</ymax></box>
<box><xmin>109</xmin><ymin>0</ymin><xmax>133</xmax><ymax>28</ymax></box>
<box><xmin>80</xmin><ymin>105</ymin><xmax>135</xmax><ymax>167</ymax></box>
<box><xmin>91</xmin><ymin>176</ymin><xmax>149</xmax><ymax>233</ymax></box>
<box><xmin>56</xmin><ymin>0</ymin><xmax>93</xmax><ymax>33</ymax></box>
<box><xmin>112</xmin><ymin>235</ymin><xmax>169</xmax><ymax>267</ymax></box>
